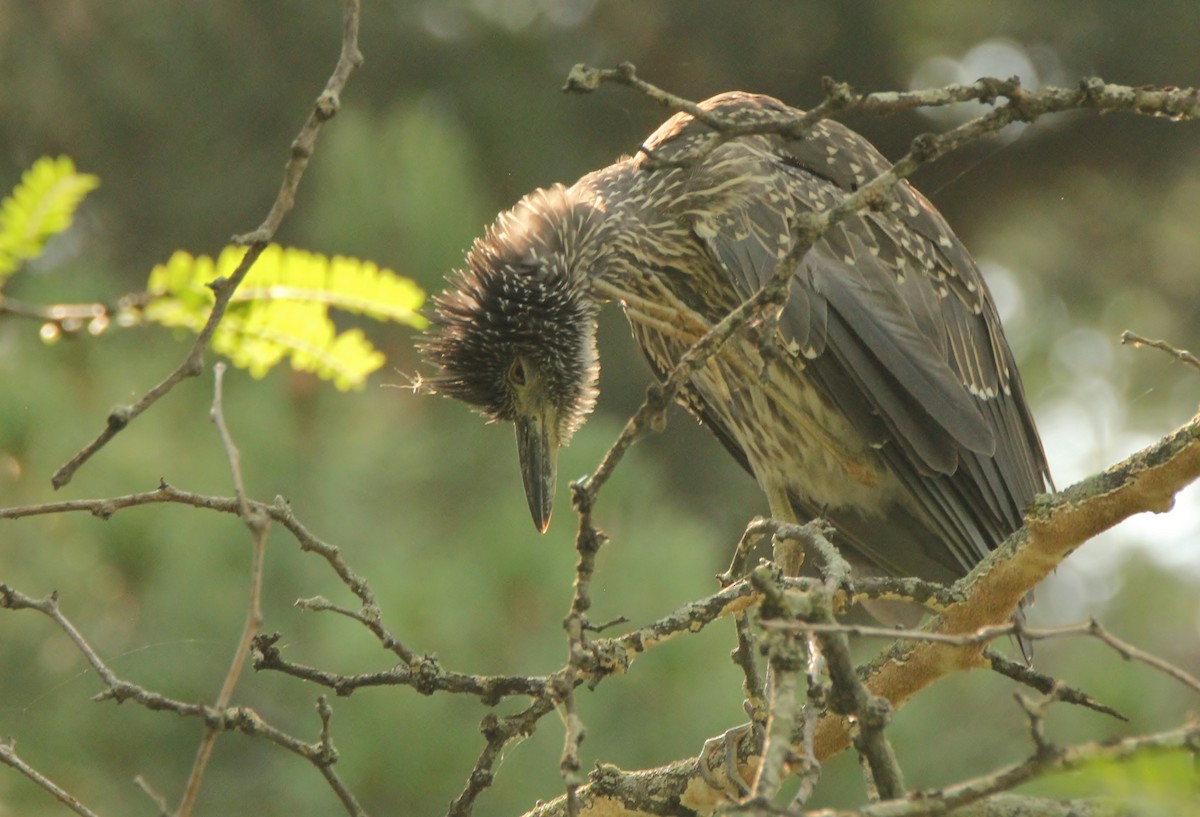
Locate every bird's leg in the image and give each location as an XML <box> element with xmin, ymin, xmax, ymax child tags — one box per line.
<box><xmin>695</xmin><ymin>652</ymin><xmax>775</xmax><ymax>799</ymax></box>
<box><xmin>719</xmin><ymin>516</ymin><xmax>771</xmax><ymax>585</ymax></box>
<box><xmin>765</xmin><ymin>487</ymin><xmax>808</xmax><ymax>577</ymax></box>
<box><xmin>699</xmin><ymin>497</ymin><xmax>818</xmax><ymax>802</ymax></box>
<box><xmin>694</xmin><ymin>611</ymin><xmax>766</xmax><ymax>799</ymax></box>
<box><xmin>696</xmin><ymin>720</ymin><xmax>756</xmax><ymax>799</ymax></box>
<box><xmin>697</xmin><ymin>518</ymin><xmax>785</xmax><ymax>800</ymax></box>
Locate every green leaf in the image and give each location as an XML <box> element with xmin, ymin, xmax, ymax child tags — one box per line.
<box><xmin>0</xmin><ymin>156</ymin><xmax>100</xmax><ymax>279</ymax></box>
<box><xmin>143</xmin><ymin>244</ymin><xmax>426</xmax><ymax>390</ymax></box>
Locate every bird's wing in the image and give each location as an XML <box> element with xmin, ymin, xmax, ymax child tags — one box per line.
<box><xmin>652</xmin><ymin>95</ymin><xmax>1049</xmax><ymax>572</ymax></box>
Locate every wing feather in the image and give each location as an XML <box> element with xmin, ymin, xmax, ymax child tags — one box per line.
<box><xmin>656</xmin><ymin>93</ymin><xmax>1049</xmax><ymax>576</ymax></box>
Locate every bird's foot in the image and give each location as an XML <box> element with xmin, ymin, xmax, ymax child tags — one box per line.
<box><xmin>695</xmin><ymin>717</ymin><xmax>764</xmax><ymax>800</ymax></box>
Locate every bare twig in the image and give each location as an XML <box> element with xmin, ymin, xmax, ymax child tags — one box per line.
<box><xmin>0</xmin><ymin>294</ymin><xmax>112</xmax><ymax>332</ymax></box>
<box><xmin>0</xmin><ymin>584</ymin><xmax>364</xmax><ymax>816</ymax></box>
<box><xmin>567</xmin><ymin>63</ymin><xmax>1199</xmax><ymax>131</ymax></box>
<box><xmin>775</xmin><ymin>525</ymin><xmax>906</xmax><ymax>803</ymax></box>
<box><xmin>1121</xmin><ymin>330</ymin><xmax>1200</xmax><ymax>373</ymax></box>
<box><xmin>513</xmin><ymin>407</ymin><xmax>1200</xmax><ymax>816</ymax></box>
<box><xmin>788</xmin><ymin>635</ymin><xmax>825</xmax><ymax>809</ymax></box>
<box><xmin>0</xmin><ymin>587</ymin><xmax>125</xmax><ymax>690</ymax></box>
<box><xmin>50</xmin><ymin>0</ymin><xmax>363</xmax><ymax>490</ymax></box>
<box><xmin>752</xmin><ymin>646</ymin><xmax>803</xmax><ymax>803</ymax></box>
<box><xmin>983</xmin><ymin>649</ymin><xmax>1125</xmax><ymax>721</ymax></box>
<box><xmin>175</xmin><ymin>365</ymin><xmax>272</xmax><ymax>817</ymax></box>
<box><xmin>1014</xmin><ymin>687</ymin><xmax>1062</xmax><ymax>761</ymax></box>
<box><xmin>233</xmin><ymin>0</ymin><xmax>363</xmax><ymax>246</ymax></box>
<box><xmin>0</xmin><ymin>737</ymin><xmax>103</xmax><ymax>817</ymax></box>
<box><xmin>133</xmin><ymin>775</ymin><xmax>170</xmax><ymax>816</ymax></box>
<box><xmin>832</xmin><ymin>720</ymin><xmax>1200</xmax><ymax>817</ymax></box>
<box><xmin>209</xmin><ymin>362</ymin><xmax>250</xmax><ymax>512</ymax></box>
<box><xmin>445</xmin><ymin>696</ymin><xmax>560</xmax><ymax>817</ymax></box>
<box><xmin>314</xmin><ymin>697</ymin><xmax>368</xmax><ymax>817</ymax></box>
<box><xmin>731</xmin><ymin>609</ymin><xmax>766</xmax><ymax>725</ymax></box>
<box><xmin>762</xmin><ymin>618</ymin><xmax>1200</xmax><ymax>697</ymax></box>
<box><xmin>1078</xmin><ymin>618</ymin><xmax>1200</xmax><ymax>695</ymax></box>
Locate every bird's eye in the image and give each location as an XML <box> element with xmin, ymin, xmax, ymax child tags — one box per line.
<box><xmin>508</xmin><ymin>358</ymin><xmax>528</xmax><ymax>387</ymax></box>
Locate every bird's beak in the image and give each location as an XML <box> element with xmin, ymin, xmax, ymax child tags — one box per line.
<box><xmin>515</xmin><ymin>411</ymin><xmax>558</xmax><ymax>534</ymax></box>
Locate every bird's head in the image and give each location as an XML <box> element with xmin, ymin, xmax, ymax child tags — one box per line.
<box><xmin>420</xmin><ymin>186</ymin><xmax>600</xmax><ymax>533</ymax></box>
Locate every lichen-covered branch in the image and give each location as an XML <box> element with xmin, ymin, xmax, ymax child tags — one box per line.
<box><xmin>815</xmin><ymin>411</ymin><xmax>1200</xmax><ymax>759</ymax></box>
<box><xmin>515</xmin><ymin>410</ymin><xmax>1200</xmax><ymax>816</ymax></box>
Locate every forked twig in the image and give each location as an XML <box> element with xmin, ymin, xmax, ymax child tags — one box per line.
<box><xmin>50</xmin><ymin>0</ymin><xmax>364</xmax><ymax>490</ymax></box>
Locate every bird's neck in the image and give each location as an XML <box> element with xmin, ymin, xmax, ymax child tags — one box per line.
<box><xmin>566</xmin><ymin>161</ymin><xmax>684</xmax><ymax>285</ymax></box>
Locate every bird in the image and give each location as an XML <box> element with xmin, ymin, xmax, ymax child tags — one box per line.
<box><xmin>420</xmin><ymin>92</ymin><xmax>1051</xmax><ymax>604</ymax></box>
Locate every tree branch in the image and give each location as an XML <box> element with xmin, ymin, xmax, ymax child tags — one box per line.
<box><xmin>175</xmin><ymin>363</ymin><xmax>272</xmax><ymax>817</ymax></box>
<box><xmin>513</xmin><ymin>409</ymin><xmax>1200</xmax><ymax>816</ymax></box>
<box><xmin>0</xmin><ymin>584</ymin><xmax>365</xmax><ymax>816</ymax></box>
<box><xmin>812</xmin><ymin>410</ymin><xmax>1200</xmax><ymax>759</ymax></box>
<box><xmin>1121</xmin><ymin>329</ymin><xmax>1200</xmax><ymax>373</ymax></box>
<box><xmin>0</xmin><ymin>737</ymin><xmax>103</xmax><ymax>817</ymax></box>
<box><xmin>49</xmin><ymin>0</ymin><xmax>363</xmax><ymax>490</ymax></box>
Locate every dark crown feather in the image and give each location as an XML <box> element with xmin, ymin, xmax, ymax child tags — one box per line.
<box><xmin>420</xmin><ymin>185</ymin><xmax>601</xmax><ymax>440</ymax></box>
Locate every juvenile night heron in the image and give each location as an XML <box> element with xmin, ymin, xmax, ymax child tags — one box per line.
<box><xmin>422</xmin><ymin>92</ymin><xmax>1050</xmax><ymax>596</ymax></box>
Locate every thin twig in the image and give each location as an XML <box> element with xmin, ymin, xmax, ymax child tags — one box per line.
<box><xmin>314</xmin><ymin>697</ymin><xmax>368</xmax><ymax>817</ymax></box>
<box><xmin>50</xmin><ymin>0</ymin><xmax>363</xmax><ymax>490</ymax></box>
<box><xmin>0</xmin><ymin>737</ymin><xmax>103</xmax><ymax>817</ymax></box>
<box><xmin>731</xmin><ymin>610</ymin><xmax>766</xmax><ymax>725</ymax></box>
<box><xmin>567</xmin><ymin>63</ymin><xmax>1199</xmax><ymax>133</ymax></box>
<box><xmin>984</xmin><ymin>648</ymin><xmax>1125</xmax><ymax>721</ymax></box>
<box><xmin>233</xmin><ymin>0</ymin><xmax>363</xmax><ymax>246</ymax></box>
<box><xmin>209</xmin><ymin>362</ymin><xmax>249</xmax><ymax>512</ymax></box>
<box><xmin>0</xmin><ymin>294</ymin><xmax>111</xmax><ymax>328</ymax></box>
<box><xmin>133</xmin><ymin>775</ymin><xmax>170</xmax><ymax>816</ymax></box>
<box><xmin>558</xmin><ymin>518</ymin><xmax>599</xmax><ymax>816</ymax></box>
<box><xmin>0</xmin><ymin>483</ymin><xmax>408</xmax><ymax>667</ymax></box>
<box><xmin>0</xmin><ymin>587</ymin><xmax>125</xmax><ymax>689</ymax></box>
<box><xmin>795</xmin><ymin>526</ymin><xmax>906</xmax><ymax>802</ymax></box>
<box><xmin>175</xmin><ymin>365</ymin><xmax>272</xmax><ymax>817</ymax></box>
<box><xmin>446</xmin><ymin>697</ymin><xmax>561</xmax><ymax>817</ymax></box>
<box><xmin>0</xmin><ymin>584</ymin><xmax>364</xmax><ymax>815</ymax></box>
<box><xmin>253</xmin><ymin>631</ymin><xmax>546</xmax><ymax>700</ymax></box>
<box><xmin>787</xmin><ymin>635</ymin><xmax>824</xmax><ymax>809</ymax></box>
<box><xmin>830</xmin><ymin>721</ymin><xmax>1200</xmax><ymax>817</ymax></box>
<box><xmin>749</xmin><ymin>622</ymin><xmax>804</xmax><ymax>801</ymax></box>
<box><xmin>1121</xmin><ymin>329</ymin><xmax>1200</xmax><ymax>372</ymax></box>
<box><xmin>763</xmin><ymin>618</ymin><xmax>1200</xmax><ymax>696</ymax></box>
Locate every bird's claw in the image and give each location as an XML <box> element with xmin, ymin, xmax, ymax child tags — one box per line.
<box><xmin>695</xmin><ymin>719</ymin><xmax>764</xmax><ymax>800</ymax></box>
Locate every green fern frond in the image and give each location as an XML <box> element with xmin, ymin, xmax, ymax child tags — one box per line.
<box><xmin>0</xmin><ymin>156</ymin><xmax>100</xmax><ymax>279</ymax></box>
<box><xmin>144</xmin><ymin>244</ymin><xmax>425</xmax><ymax>390</ymax></box>
<box><xmin>234</xmin><ymin>247</ymin><xmax>428</xmax><ymax>324</ymax></box>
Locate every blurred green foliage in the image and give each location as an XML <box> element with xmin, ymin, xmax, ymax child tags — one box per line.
<box><xmin>0</xmin><ymin>156</ymin><xmax>98</xmax><ymax>278</ymax></box>
<box><xmin>144</xmin><ymin>244</ymin><xmax>426</xmax><ymax>389</ymax></box>
<box><xmin>1</xmin><ymin>2</ymin><xmax>1198</xmax><ymax>816</ymax></box>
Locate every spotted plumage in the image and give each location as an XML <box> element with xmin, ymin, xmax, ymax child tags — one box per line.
<box><xmin>422</xmin><ymin>92</ymin><xmax>1050</xmax><ymax>594</ymax></box>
